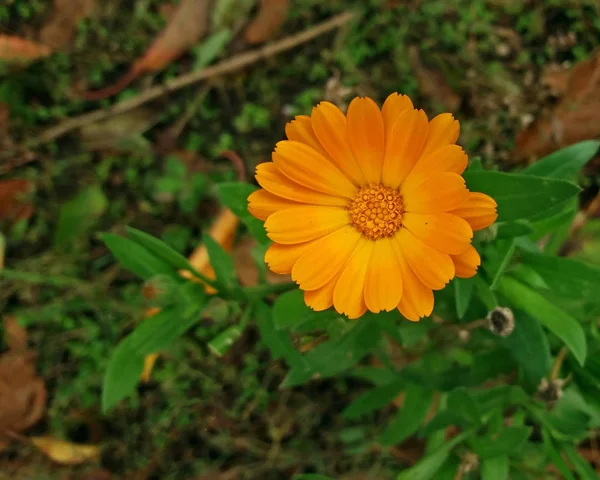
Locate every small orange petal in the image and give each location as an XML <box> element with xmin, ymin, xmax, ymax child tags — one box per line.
<box><xmin>402</xmin><ymin>212</ymin><xmax>473</xmax><ymax>255</ymax></box>
<box><xmin>402</xmin><ymin>172</ymin><xmax>469</xmax><ymax>213</ymax></box>
<box><xmin>347</xmin><ymin>97</ymin><xmax>385</xmax><ymax>184</ymax></box>
<box><xmin>450</xmin><ymin>192</ymin><xmax>498</xmax><ymax>231</ymax></box>
<box><xmin>381</xmin><ymin>108</ymin><xmax>429</xmax><ymax>188</ymax></box>
<box><xmin>451</xmin><ymin>244</ymin><xmax>481</xmax><ymax>278</ymax></box>
<box><xmin>333</xmin><ymin>238</ymin><xmax>373</xmax><ymax>319</ymax></box>
<box><xmin>285</xmin><ymin>115</ymin><xmax>330</xmax><ymax>158</ymax></box>
<box><xmin>395</xmin><ymin>247</ymin><xmax>434</xmax><ymax>321</ymax></box>
<box><xmin>420</xmin><ymin>113</ymin><xmax>460</xmax><ymax>158</ymax></box>
<box><xmin>292</xmin><ymin>225</ymin><xmax>361</xmax><ymax>290</ymax></box>
<box><xmin>304</xmin><ymin>268</ymin><xmax>343</xmax><ymax>312</ymax></box>
<box><xmin>265</xmin><ymin>206</ymin><xmax>349</xmax><ymax>244</ymax></box>
<box><xmin>395</xmin><ymin>228</ymin><xmax>455</xmax><ymax>290</ymax></box>
<box><xmin>363</xmin><ymin>238</ymin><xmax>403</xmax><ymax>313</ymax></box>
<box><xmin>381</xmin><ymin>92</ymin><xmax>414</xmax><ymax>129</ymax></box>
<box><xmin>311</xmin><ymin>101</ymin><xmax>367</xmax><ymax>185</ymax></box>
<box><xmin>408</xmin><ymin>144</ymin><xmax>468</xmax><ymax>178</ymax></box>
<box><xmin>248</xmin><ymin>189</ymin><xmax>302</xmax><ymax>221</ymax></box>
<box><xmin>255</xmin><ymin>162</ymin><xmax>348</xmax><ymax>206</ymax></box>
<box><xmin>265</xmin><ymin>240</ymin><xmax>318</xmax><ymax>274</ymax></box>
<box><xmin>273</xmin><ymin>141</ymin><xmax>357</xmax><ymax>198</ymax></box>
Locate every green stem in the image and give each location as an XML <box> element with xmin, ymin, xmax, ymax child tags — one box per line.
<box><xmin>242</xmin><ymin>281</ymin><xmax>296</xmax><ymax>299</ymax></box>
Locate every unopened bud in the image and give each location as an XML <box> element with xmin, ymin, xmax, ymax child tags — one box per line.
<box><xmin>537</xmin><ymin>378</ymin><xmax>565</xmax><ymax>405</ymax></box>
<box><xmin>486</xmin><ymin>307</ymin><xmax>515</xmax><ymax>337</ymax></box>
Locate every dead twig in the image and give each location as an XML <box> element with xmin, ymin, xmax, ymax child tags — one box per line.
<box><xmin>2</xmin><ymin>11</ymin><xmax>354</xmax><ymax>164</ymax></box>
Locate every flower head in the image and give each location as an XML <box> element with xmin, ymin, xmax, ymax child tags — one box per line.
<box><xmin>248</xmin><ymin>93</ymin><xmax>497</xmax><ymax>320</ymax></box>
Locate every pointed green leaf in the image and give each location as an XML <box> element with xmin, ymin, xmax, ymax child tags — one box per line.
<box><xmin>454</xmin><ymin>277</ymin><xmax>475</xmax><ymax>319</ymax></box>
<box><xmin>481</xmin><ymin>456</ymin><xmax>509</xmax><ymax>480</ymax></box>
<box><xmin>381</xmin><ymin>385</ymin><xmax>434</xmax><ymax>446</ymax></box>
<box><xmin>469</xmin><ymin>427</ymin><xmax>532</xmax><ymax>459</ymax></box>
<box><xmin>343</xmin><ymin>379</ymin><xmax>405</xmax><ymax>419</ymax></box>
<box><xmin>103</xmin><ymin>335</ymin><xmax>145</xmax><ymax>413</ymax></box>
<box><xmin>522</xmin><ymin>140</ymin><xmax>600</xmax><ymax>179</ymax></box>
<box><xmin>273</xmin><ymin>289</ymin><xmax>338</xmax><ymax>331</ymax></box>
<box><xmin>202</xmin><ymin>233</ymin><xmax>238</xmax><ymax>291</ymax></box>
<box><xmin>498</xmin><ymin>277</ymin><xmax>586</xmax><ymax>365</ymax></box>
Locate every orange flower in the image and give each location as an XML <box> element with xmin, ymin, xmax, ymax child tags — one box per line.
<box><xmin>248</xmin><ymin>93</ymin><xmax>497</xmax><ymax>321</ymax></box>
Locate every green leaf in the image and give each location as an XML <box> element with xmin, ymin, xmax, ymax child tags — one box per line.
<box><xmin>202</xmin><ymin>233</ymin><xmax>237</xmax><ymax>291</ymax></box>
<box><xmin>273</xmin><ymin>290</ymin><xmax>338</xmax><ymax>331</ymax></box>
<box><xmin>519</xmin><ymin>250</ymin><xmax>600</xmax><ymax>299</ymax></box>
<box><xmin>474</xmin><ymin>276</ymin><xmax>499</xmax><ymax>311</ymax></box>
<box><xmin>343</xmin><ymin>379</ymin><xmax>405</xmax><ymax>419</ymax></box>
<box><xmin>193</xmin><ymin>30</ymin><xmax>232</xmax><ymax>69</ymax></box>
<box><xmin>454</xmin><ymin>277</ymin><xmax>475</xmax><ymax>319</ymax></box>
<box><xmin>497</xmin><ymin>312</ymin><xmax>551</xmax><ymax>383</ymax></box>
<box><xmin>469</xmin><ymin>427</ymin><xmax>532</xmax><ymax>459</ymax></box>
<box><xmin>396</xmin><ymin>432</ymin><xmax>471</xmax><ymax>480</ymax></box>
<box><xmin>498</xmin><ymin>277</ymin><xmax>587</xmax><ymax>365</ymax></box>
<box><xmin>462</xmin><ymin>170</ymin><xmax>580</xmax><ymax>222</ymax></box>
<box><xmin>55</xmin><ymin>185</ymin><xmax>107</xmax><ymax>247</ymax></box>
<box><xmin>563</xmin><ymin>444</ymin><xmax>599</xmax><ymax>480</ymax></box>
<box><xmin>381</xmin><ymin>385</ymin><xmax>434</xmax><ymax>446</ymax></box>
<box><xmin>545</xmin><ymin>388</ymin><xmax>591</xmax><ymax>439</ymax></box>
<box><xmin>447</xmin><ymin>387</ymin><xmax>481</xmax><ymax>426</ymax></box>
<box><xmin>495</xmin><ymin>220</ymin><xmax>534</xmax><ymax>239</ymax></box>
<box><xmin>542</xmin><ymin>430</ymin><xmax>576</xmax><ymax>480</ymax></box>
<box><xmin>522</xmin><ymin>140</ymin><xmax>600</xmax><ymax>180</ymax></box>
<box><xmin>530</xmin><ymin>199</ymin><xmax>578</xmax><ymax>255</ymax></box>
<box><xmin>282</xmin><ymin>318</ymin><xmax>381</xmax><ymax>387</ymax></box>
<box><xmin>102</xmin><ymin>335</ymin><xmax>145</xmax><ymax>413</ymax></box>
<box><xmin>101</xmin><ymin>233</ymin><xmax>176</xmax><ymax>280</ymax></box>
<box><xmin>216</xmin><ymin>182</ymin><xmax>269</xmax><ymax>244</ymax></box>
<box><xmin>486</xmin><ymin>239</ymin><xmax>517</xmax><ymax>290</ymax></box>
<box><xmin>481</xmin><ymin>456</ymin><xmax>509</xmax><ymax>480</ymax></box>
<box><xmin>125</xmin><ymin>227</ymin><xmax>200</xmax><ymax>276</ymax></box>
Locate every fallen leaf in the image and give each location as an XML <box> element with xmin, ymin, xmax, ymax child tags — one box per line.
<box><xmin>39</xmin><ymin>0</ymin><xmax>96</xmax><ymax>50</ymax></box>
<box><xmin>0</xmin><ymin>179</ymin><xmax>34</xmax><ymax>223</ymax></box>
<box><xmin>515</xmin><ymin>51</ymin><xmax>600</xmax><ymax>159</ymax></box>
<box><xmin>30</xmin><ymin>436</ymin><xmax>100</xmax><ymax>465</ymax></box>
<box><xmin>0</xmin><ymin>35</ymin><xmax>52</xmax><ymax>62</ymax></box>
<box><xmin>0</xmin><ymin>317</ymin><xmax>47</xmax><ymax>448</ymax></box>
<box><xmin>83</xmin><ymin>0</ymin><xmax>211</xmax><ymax>100</ymax></box>
<box><xmin>243</xmin><ymin>0</ymin><xmax>290</xmax><ymax>45</ymax></box>
<box><xmin>407</xmin><ymin>46</ymin><xmax>462</xmax><ymax>112</ymax></box>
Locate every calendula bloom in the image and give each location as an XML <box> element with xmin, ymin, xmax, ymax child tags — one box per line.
<box><xmin>248</xmin><ymin>93</ymin><xmax>497</xmax><ymax>320</ymax></box>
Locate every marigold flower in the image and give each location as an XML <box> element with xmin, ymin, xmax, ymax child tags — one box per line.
<box><xmin>248</xmin><ymin>93</ymin><xmax>497</xmax><ymax>320</ymax></box>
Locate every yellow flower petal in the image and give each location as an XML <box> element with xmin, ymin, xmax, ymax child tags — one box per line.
<box><xmin>333</xmin><ymin>238</ymin><xmax>373</xmax><ymax>319</ymax></box>
<box><xmin>451</xmin><ymin>244</ymin><xmax>481</xmax><ymax>278</ymax></box>
<box><xmin>285</xmin><ymin>115</ymin><xmax>330</xmax><ymax>158</ymax></box>
<box><xmin>402</xmin><ymin>172</ymin><xmax>469</xmax><ymax>213</ymax></box>
<box><xmin>420</xmin><ymin>113</ymin><xmax>460</xmax><ymax>158</ymax></box>
<box><xmin>248</xmin><ymin>189</ymin><xmax>302</xmax><ymax>221</ymax></box>
<box><xmin>381</xmin><ymin>108</ymin><xmax>429</xmax><ymax>188</ymax></box>
<box><xmin>265</xmin><ymin>240</ymin><xmax>318</xmax><ymax>274</ymax></box>
<box><xmin>408</xmin><ymin>144</ymin><xmax>468</xmax><ymax>178</ymax></box>
<box><xmin>395</xmin><ymin>247</ymin><xmax>434</xmax><ymax>321</ymax></box>
<box><xmin>402</xmin><ymin>212</ymin><xmax>473</xmax><ymax>255</ymax></box>
<box><xmin>449</xmin><ymin>192</ymin><xmax>498</xmax><ymax>231</ymax></box>
<box><xmin>304</xmin><ymin>269</ymin><xmax>343</xmax><ymax>311</ymax></box>
<box><xmin>395</xmin><ymin>228</ymin><xmax>454</xmax><ymax>290</ymax></box>
<box><xmin>381</xmin><ymin>92</ymin><xmax>414</xmax><ymax>129</ymax></box>
<box><xmin>347</xmin><ymin>97</ymin><xmax>385</xmax><ymax>184</ymax></box>
<box><xmin>363</xmin><ymin>238</ymin><xmax>403</xmax><ymax>313</ymax></box>
<box><xmin>255</xmin><ymin>162</ymin><xmax>348</xmax><ymax>206</ymax></box>
<box><xmin>265</xmin><ymin>206</ymin><xmax>350</xmax><ymax>244</ymax></box>
<box><xmin>273</xmin><ymin>141</ymin><xmax>357</xmax><ymax>198</ymax></box>
<box><xmin>292</xmin><ymin>225</ymin><xmax>361</xmax><ymax>290</ymax></box>
<box><xmin>311</xmin><ymin>101</ymin><xmax>367</xmax><ymax>185</ymax></box>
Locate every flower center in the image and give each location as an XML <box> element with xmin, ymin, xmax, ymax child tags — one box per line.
<box><xmin>348</xmin><ymin>184</ymin><xmax>404</xmax><ymax>240</ymax></box>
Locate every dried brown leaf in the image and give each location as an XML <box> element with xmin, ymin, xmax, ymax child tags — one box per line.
<box><xmin>39</xmin><ymin>0</ymin><xmax>96</xmax><ymax>50</ymax></box>
<box><xmin>83</xmin><ymin>0</ymin><xmax>211</xmax><ymax>100</ymax></box>
<box><xmin>244</xmin><ymin>0</ymin><xmax>290</xmax><ymax>45</ymax></box>
<box><xmin>0</xmin><ymin>35</ymin><xmax>52</xmax><ymax>62</ymax></box>
<box><xmin>515</xmin><ymin>51</ymin><xmax>600</xmax><ymax>159</ymax></box>
<box><xmin>0</xmin><ymin>179</ymin><xmax>34</xmax><ymax>222</ymax></box>
<box><xmin>30</xmin><ymin>436</ymin><xmax>100</xmax><ymax>465</ymax></box>
<box><xmin>4</xmin><ymin>316</ymin><xmax>28</xmax><ymax>351</ymax></box>
<box><xmin>407</xmin><ymin>46</ymin><xmax>461</xmax><ymax>112</ymax></box>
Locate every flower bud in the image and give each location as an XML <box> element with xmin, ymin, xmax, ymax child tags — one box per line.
<box><xmin>486</xmin><ymin>306</ymin><xmax>515</xmax><ymax>337</ymax></box>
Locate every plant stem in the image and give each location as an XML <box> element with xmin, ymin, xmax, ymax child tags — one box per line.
<box><xmin>550</xmin><ymin>347</ymin><xmax>568</xmax><ymax>380</ymax></box>
<box><xmin>242</xmin><ymin>281</ymin><xmax>297</xmax><ymax>299</ymax></box>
